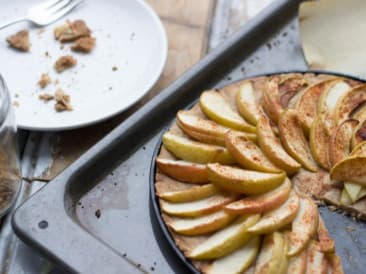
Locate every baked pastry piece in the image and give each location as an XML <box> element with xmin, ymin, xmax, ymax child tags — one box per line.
<box><xmin>6</xmin><ymin>30</ymin><xmax>30</xmax><ymax>52</ymax></box>
<box><xmin>155</xmin><ymin>73</ymin><xmax>365</xmax><ymax>273</ymax></box>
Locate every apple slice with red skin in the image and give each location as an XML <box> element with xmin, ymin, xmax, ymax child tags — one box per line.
<box><xmin>262</xmin><ymin>77</ymin><xmax>283</xmax><ymax>125</ymax></box>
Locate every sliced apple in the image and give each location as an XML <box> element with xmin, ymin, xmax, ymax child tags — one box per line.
<box><xmin>176</xmin><ymin>110</ymin><xmax>256</xmax><ymax>146</ymax></box>
<box><xmin>160</xmin><ymin>194</ymin><xmax>236</xmax><ymax>217</ymax></box>
<box><xmin>278</xmin><ymin>110</ymin><xmax>318</xmax><ymax>172</ymax></box>
<box><xmin>350</xmin><ymin>101</ymin><xmax>366</xmax><ymax>122</ymax></box>
<box><xmin>254</xmin><ymin>232</ymin><xmax>287</xmax><ymax>274</ymax></box>
<box><xmin>330</xmin><ymin>155</ymin><xmax>366</xmax><ymax>187</ymax></box>
<box><xmin>207</xmin><ymin>163</ymin><xmax>286</xmax><ymax>195</ymax></box>
<box><xmin>162</xmin><ymin>132</ymin><xmax>235</xmax><ymax>164</ymax></box>
<box><xmin>329</xmin><ymin>119</ymin><xmax>359</xmax><ymax>166</ymax></box>
<box><xmin>224</xmin><ymin>178</ymin><xmax>291</xmax><ymax>214</ymax></box>
<box><xmin>236</xmin><ymin>81</ymin><xmax>262</xmax><ymax>125</ymax></box>
<box><xmin>187</xmin><ymin>214</ymin><xmax>260</xmax><ymax>260</ymax></box>
<box><xmin>350</xmin><ymin>140</ymin><xmax>366</xmax><ymax>156</ymax></box>
<box><xmin>309</xmin><ymin>116</ymin><xmax>331</xmax><ymax>170</ymax></box>
<box><xmin>306</xmin><ymin>241</ymin><xmax>326</xmax><ymax>274</ymax></box>
<box><xmin>278</xmin><ymin>236</ymin><xmax>289</xmax><ymax>274</ymax></box>
<box><xmin>340</xmin><ymin>188</ymin><xmax>352</xmax><ymax>206</ymax></box>
<box><xmin>262</xmin><ymin>77</ymin><xmax>283</xmax><ymax>124</ymax></box>
<box><xmin>296</xmin><ymin>79</ymin><xmax>335</xmax><ymax>133</ymax></box>
<box><xmin>200</xmin><ymin>90</ymin><xmax>256</xmax><ymax>132</ymax></box>
<box><xmin>287</xmin><ymin>197</ymin><xmax>319</xmax><ymax>256</ymax></box>
<box><xmin>334</xmin><ymin>84</ymin><xmax>366</xmax><ymax>124</ymax></box>
<box><xmin>167</xmin><ymin>210</ymin><xmax>236</xmax><ymax>236</ymax></box>
<box><xmin>156</xmin><ymin>158</ymin><xmax>208</xmax><ymax>183</ymax></box>
<box><xmin>225</xmin><ymin>131</ymin><xmax>281</xmax><ymax>173</ymax></box>
<box><xmin>247</xmin><ymin>191</ymin><xmax>300</xmax><ymax>234</ymax></box>
<box><xmin>287</xmin><ymin>249</ymin><xmax>307</xmax><ymax>274</ymax></box>
<box><xmin>357</xmin><ymin>187</ymin><xmax>366</xmax><ymax>201</ymax></box>
<box><xmin>351</xmin><ymin>119</ymin><xmax>366</xmax><ymax>149</ymax></box>
<box><xmin>257</xmin><ymin>115</ymin><xmax>301</xmax><ymax>175</ymax></box>
<box><xmin>204</xmin><ymin>236</ymin><xmax>260</xmax><ymax>274</ymax></box>
<box><xmin>328</xmin><ymin>254</ymin><xmax>344</xmax><ymax>274</ymax></box>
<box><xmin>279</xmin><ymin>75</ymin><xmax>308</xmax><ymax>108</ymax></box>
<box><xmin>317</xmin><ymin>216</ymin><xmax>335</xmax><ymax>254</ymax></box>
<box><xmin>158</xmin><ymin>184</ymin><xmax>219</xmax><ymax>203</ymax></box>
<box><xmin>344</xmin><ymin>182</ymin><xmax>362</xmax><ymax>203</ymax></box>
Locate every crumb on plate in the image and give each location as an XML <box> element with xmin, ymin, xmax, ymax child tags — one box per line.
<box><xmin>12</xmin><ymin>101</ymin><xmax>19</xmax><ymax>107</ymax></box>
<box><xmin>54</xmin><ymin>20</ymin><xmax>91</xmax><ymax>42</ymax></box>
<box><xmin>6</xmin><ymin>30</ymin><xmax>30</xmax><ymax>52</ymax></box>
<box><xmin>38</xmin><ymin>73</ymin><xmax>52</xmax><ymax>88</ymax></box>
<box><xmin>112</xmin><ymin>66</ymin><xmax>118</xmax><ymax>71</ymax></box>
<box><xmin>39</xmin><ymin>93</ymin><xmax>54</xmax><ymax>102</ymax></box>
<box><xmin>54</xmin><ymin>55</ymin><xmax>77</xmax><ymax>73</ymax></box>
<box><xmin>71</xmin><ymin>36</ymin><xmax>96</xmax><ymax>53</ymax></box>
<box><xmin>54</xmin><ymin>89</ymin><xmax>72</xmax><ymax>112</ymax></box>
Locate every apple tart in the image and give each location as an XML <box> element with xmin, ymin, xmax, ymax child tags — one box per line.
<box><xmin>155</xmin><ymin>73</ymin><xmax>366</xmax><ymax>273</ymax></box>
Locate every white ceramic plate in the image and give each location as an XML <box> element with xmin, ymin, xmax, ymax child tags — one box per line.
<box><xmin>0</xmin><ymin>0</ymin><xmax>167</xmax><ymax>130</ymax></box>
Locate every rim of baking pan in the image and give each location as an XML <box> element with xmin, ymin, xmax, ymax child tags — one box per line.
<box><xmin>149</xmin><ymin>69</ymin><xmax>366</xmax><ymax>274</ymax></box>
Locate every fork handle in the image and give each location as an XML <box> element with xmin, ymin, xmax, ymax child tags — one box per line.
<box><xmin>0</xmin><ymin>18</ymin><xmax>27</xmax><ymax>31</ymax></box>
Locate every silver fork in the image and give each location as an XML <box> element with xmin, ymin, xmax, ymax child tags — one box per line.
<box><xmin>0</xmin><ymin>0</ymin><xmax>84</xmax><ymax>31</ymax></box>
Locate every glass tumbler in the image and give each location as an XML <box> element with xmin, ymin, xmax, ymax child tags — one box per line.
<box><xmin>0</xmin><ymin>75</ymin><xmax>21</xmax><ymax>217</ymax></box>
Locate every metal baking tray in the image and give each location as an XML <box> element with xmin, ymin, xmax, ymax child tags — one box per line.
<box><xmin>11</xmin><ymin>0</ymin><xmax>366</xmax><ymax>273</ymax></box>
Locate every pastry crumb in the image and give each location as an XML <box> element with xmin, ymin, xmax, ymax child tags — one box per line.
<box><xmin>71</xmin><ymin>36</ymin><xmax>96</xmax><ymax>53</ymax></box>
<box><xmin>6</xmin><ymin>30</ymin><xmax>30</xmax><ymax>52</ymax></box>
<box><xmin>38</xmin><ymin>73</ymin><xmax>52</xmax><ymax>88</ymax></box>
<box><xmin>54</xmin><ymin>55</ymin><xmax>77</xmax><ymax>73</ymax></box>
<box><xmin>95</xmin><ymin>209</ymin><xmax>101</xmax><ymax>218</ymax></box>
<box><xmin>39</xmin><ymin>93</ymin><xmax>54</xmax><ymax>102</ymax></box>
<box><xmin>112</xmin><ymin>66</ymin><xmax>118</xmax><ymax>71</ymax></box>
<box><xmin>54</xmin><ymin>89</ymin><xmax>72</xmax><ymax>112</ymax></box>
<box><xmin>54</xmin><ymin>20</ymin><xmax>91</xmax><ymax>42</ymax></box>
<box><xmin>13</xmin><ymin>101</ymin><xmax>19</xmax><ymax>107</ymax></box>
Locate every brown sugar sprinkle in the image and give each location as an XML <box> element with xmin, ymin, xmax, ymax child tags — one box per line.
<box><xmin>38</xmin><ymin>73</ymin><xmax>52</xmax><ymax>88</ymax></box>
<box><xmin>54</xmin><ymin>89</ymin><xmax>72</xmax><ymax>112</ymax></box>
<box><xmin>54</xmin><ymin>55</ymin><xmax>77</xmax><ymax>73</ymax></box>
<box><xmin>39</xmin><ymin>93</ymin><xmax>54</xmax><ymax>102</ymax></box>
<box><xmin>6</xmin><ymin>30</ymin><xmax>30</xmax><ymax>52</ymax></box>
<box><xmin>54</xmin><ymin>20</ymin><xmax>91</xmax><ymax>42</ymax></box>
<box><xmin>71</xmin><ymin>36</ymin><xmax>96</xmax><ymax>53</ymax></box>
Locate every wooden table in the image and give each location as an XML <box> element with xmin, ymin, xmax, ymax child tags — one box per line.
<box><xmin>0</xmin><ymin>1</ymin><xmax>273</xmax><ymax>273</ymax></box>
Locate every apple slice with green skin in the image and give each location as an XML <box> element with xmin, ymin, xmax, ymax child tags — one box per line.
<box><xmin>224</xmin><ymin>178</ymin><xmax>291</xmax><ymax>214</ymax></box>
<box><xmin>225</xmin><ymin>131</ymin><xmax>281</xmax><ymax>173</ymax></box>
<box><xmin>329</xmin><ymin>119</ymin><xmax>359</xmax><ymax>166</ymax></box>
<box><xmin>296</xmin><ymin>79</ymin><xmax>335</xmax><ymax>133</ymax></box>
<box><xmin>278</xmin><ymin>110</ymin><xmax>318</xmax><ymax>172</ymax></box>
<box><xmin>330</xmin><ymin>155</ymin><xmax>366</xmax><ymax>187</ymax></box>
<box><xmin>187</xmin><ymin>214</ymin><xmax>260</xmax><ymax>260</ymax></box>
<box><xmin>262</xmin><ymin>77</ymin><xmax>283</xmax><ymax>125</ymax></box>
<box><xmin>204</xmin><ymin>236</ymin><xmax>260</xmax><ymax>274</ymax></box>
<box><xmin>351</xmin><ymin>140</ymin><xmax>366</xmax><ymax>156</ymax></box>
<box><xmin>344</xmin><ymin>182</ymin><xmax>362</xmax><ymax>203</ymax></box>
<box><xmin>157</xmin><ymin>184</ymin><xmax>219</xmax><ymax>203</ymax></box>
<box><xmin>317</xmin><ymin>216</ymin><xmax>335</xmax><ymax>254</ymax></box>
<box><xmin>328</xmin><ymin>254</ymin><xmax>344</xmax><ymax>274</ymax></box>
<box><xmin>287</xmin><ymin>197</ymin><xmax>319</xmax><ymax>256</ymax></box>
<box><xmin>340</xmin><ymin>188</ymin><xmax>352</xmax><ymax>206</ymax></box>
<box><xmin>162</xmin><ymin>132</ymin><xmax>235</xmax><ymax>164</ymax></box>
<box><xmin>199</xmin><ymin>90</ymin><xmax>256</xmax><ymax>132</ymax></box>
<box><xmin>287</xmin><ymin>249</ymin><xmax>307</xmax><ymax>274</ymax></box>
<box><xmin>247</xmin><ymin>191</ymin><xmax>300</xmax><ymax>234</ymax></box>
<box><xmin>207</xmin><ymin>163</ymin><xmax>286</xmax><ymax>195</ymax></box>
<box><xmin>257</xmin><ymin>115</ymin><xmax>301</xmax><ymax>175</ymax></box>
<box><xmin>351</xmin><ymin>119</ymin><xmax>366</xmax><ymax>149</ymax></box>
<box><xmin>306</xmin><ymin>241</ymin><xmax>327</xmax><ymax>274</ymax></box>
<box><xmin>156</xmin><ymin>158</ymin><xmax>208</xmax><ymax>184</ymax></box>
<box><xmin>176</xmin><ymin>110</ymin><xmax>256</xmax><ymax>146</ymax></box>
<box><xmin>236</xmin><ymin>81</ymin><xmax>262</xmax><ymax>125</ymax></box>
<box><xmin>160</xmin><ymin>194</ymin><xmax>237</xmax><ymax>217</ymax></box>
<box><xmin>334</xmin><ymin>84</ymin><xmax>366</xmax><ymax>124</ymax></box>
<box><xmin>309</xmin><ymin>116</ymin><xmax>331</xmax><ymax>170</ymax></box>
<box><xmin>166</xmin><ymin>210</ymin><xmax>236</xmax><ymax>236</ymax></box>
<box><xmin>254</xmin><ymin>232</ymin><xmax>287</xmax><ymax>274</ymax></box>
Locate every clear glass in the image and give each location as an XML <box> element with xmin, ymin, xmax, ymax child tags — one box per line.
<box><xmin>0</xmin><ymin>75</ymin><xmax>21</xmax><ymax>217</ymax></box>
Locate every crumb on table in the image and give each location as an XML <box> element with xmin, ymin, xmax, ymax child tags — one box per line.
<box><xmin>12</xmin><ymin>101</ymin><xmax>19</xmax><ymax>107</ymax></box>
<box><xmin>6</xmin><ymin>30</ymin><xmax>30</xmax><ymax>52</ymax></box>
<box><xmin>112</xmin><ymin>66</ymin><xmax>118</xmax><ymax>71</ymax></box>
<box><xmin>54</xmin><ymin>55</ymin><xmax>77</xmax><ymax>73</ymax></box>
<box><xmin>71</xmin><ymin>36</ymin><xmax>96</xmax><ymax>53</ymax></box>
<box><xmin>38</xmin><ymin>73</ymin><xmax>52</xmax><ymax>88</ymax></box>
<box><xmin>54</xmin><ymin>20</ymin><xmax>91</xmax><ymax>42</ymax></box>
<box><xmin>39</xmin><ymin>93</ymin><xmax>54</xmax><ymax>102</ymax></box>
<box><xmin>54</xmin><ymin>89</ymin><xmax>72</xmax><ymax>112</ymax></box>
